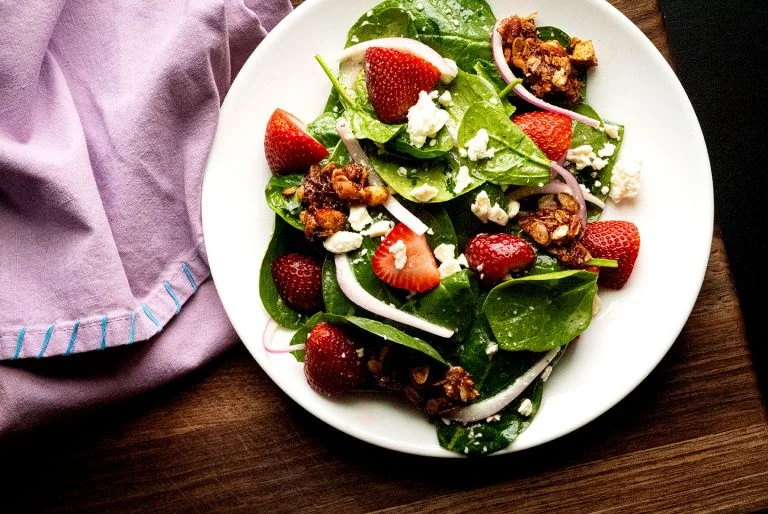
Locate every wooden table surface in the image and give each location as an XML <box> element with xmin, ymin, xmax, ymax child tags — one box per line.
<box><xmin>4</xmin><ymin>1</ymin><xmax>768</xmax><ymax>512</ymax></box>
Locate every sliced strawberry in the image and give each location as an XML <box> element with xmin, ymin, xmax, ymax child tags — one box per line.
<box><xmin>581</xmin><ymin>221</ymin><xmax>640</xmax><ymax>289</ymax></box>
<box><xmin>464</xmin><ymin>233</ymin><xmax>536</xmax><ymax>286</ymax></box>
<box><xmin>264</xmin><ymin>109</ymin><xmax>329</xmax><ymax>175</ymax></box>
<box><xmin>371</xmin><ymin>223</ymin><xmax>441</xmax><ymax>292</ymax></box>
<box><xmin>365</xmin><ymin>47</ymin><xmax>441</xmax><ymax>124</ymax></box>
<box><xmin>271</xmin><ymin>253</ymin><xmax>323</xmax><ymax>311</ymax></box>
<box><xmin>512</xmin><ymin>111</ymin><xmax>573</xmax><ymax>161</ymax></box>
<box><xmin>304</xmin><ymin>322</ymin><xmax>366</xmax><ymax>395</ymax></box>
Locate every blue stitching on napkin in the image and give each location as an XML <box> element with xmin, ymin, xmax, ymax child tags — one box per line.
<box><xmin>12</xmin><ymin>328</ymin><xmax>25</xmax><ymax>360</ymax></box>
<box><xmin>65</xmin><ymin>321</ymin><xmax>81</xmax><ymax>356</ymax></box>
<box><xmin>182</xmin><ymin>262</ymin><xmax>198</xmax><ymax>292</ymax></box>
<box><xmin>142</xmin><ymin>303</ymin><xmax>161</xmax><ymax>330</ymax></box>
<box><xmin>127</xmin><ymin>311</ymin><xmax>136</xmax><ymax>344</ymax></box>
<box><xmin>37</xmin><ymin>324</ymin><xmax>55</xmax><ymax>358</ymax></box>
<box><xmin>99</xmin><ymin>315</ymin><xmax>108</xmax><ymax>350</ymax></box>
<box><xmin>164</xmin><ymin>281</ymin><xmax>181</xmax><ymax>314</ymax></box>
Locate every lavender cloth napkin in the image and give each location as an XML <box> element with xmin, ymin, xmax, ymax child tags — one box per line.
<box><xmin>0</xmin><ymin>0</ymin><xmax>293</xmax><ymax>433</ymax></box>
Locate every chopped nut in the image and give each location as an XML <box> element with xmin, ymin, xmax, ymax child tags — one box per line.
<box><xmin>557</xmin><ymin>192</ymin><xmax>580</xmax><ymax>213</ymax></box>
<box><xmin>569</xmin><ymin>38</ymin><xmax>598</xmax><ymax>68</ymax></box>
<box><xmin>410</xmin><ymin>366</ymin><xmax>430</xmax><ymax>386</ymax></box>
<box><xmin>538</xmin><ymin>194</ymin><xmax>559</xmax><ymax>211</ymax></box>
<box><xmin>552</xmin><ymin>225</ymin><xmax>569</xmax><ymax>240</ymax></box>
<box><xmin>438</xmin><ymin>366</ymin><xmax>479</xmax><ymax>403</ymax></box>
<box><xmin>362</xmin><ymin>185</ymin><xmax>389</xmax><ymax>206</ymax></box>
<box><xmin>282</xmin><ymin>186</ymin><xmax>297</xmax><ymax>197</ymax></box>
<box><xmin>518</xmin><ymin>193</ymin><xmax>591</xmax><ymax>266</ymax></box>
<box><xmin>525</xmin><ymin>220</ymin><xmax>551</xmax><ymax>245</ymax></box>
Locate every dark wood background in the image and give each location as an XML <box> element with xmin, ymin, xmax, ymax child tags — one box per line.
<box><xmin>2</xmin><ymin>1</ymin><xmax>766</xmax><ymax>512</ymax></box>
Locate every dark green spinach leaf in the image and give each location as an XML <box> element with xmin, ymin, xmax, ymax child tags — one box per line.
<box><xmin>265</xmin><ymin>174</ymin><xmax>304</xmax><ymax>230</ymax></box>
<box><xmin>322</xmin><ymin>257</ymin><xmax>356</xmax><ymax>316</ymax></box>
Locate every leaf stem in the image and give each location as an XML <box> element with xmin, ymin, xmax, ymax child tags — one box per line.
<box><xmin>498</xmin><ymin>79</ymin><xmax>523</xmax><ymax>99</ymax></box>
<box><xmin>315</xmin><ymin>54</ymin><xmax>354</xmax><ymax>107</ymax></box>
<box><xmin>585</xmin><ymin>258</ymin><xmax>619</xmax><ymax>268</ymax></box>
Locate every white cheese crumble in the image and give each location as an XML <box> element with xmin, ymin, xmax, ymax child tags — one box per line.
<box><xmin>323</xmin><ymin>231</ymin><xmax>363</xmax><ymax>254</ymax></box>
<box><xmin>433</xmin><ymin>243</ymin><xmax>456</xmax><ymax>263</ymax></box>
<box><xmin>410</xmin><ymin>183</ymin><xmax>439</xmax><ymax>202</ymax></box>
<box><xmin>453</xmin><ymin>165</ymin><xmax>472</xmax><ymax>194</ymax></box>
<box><xmin>487</xmin><ymin>203</ymin><xmax>509</xmax><ymax>226</ymax></box>
<box><xmin>397</xmin><ymin>166</ymin><xmax>408</xmax><ymax>177</ymax></box>
<box><xmin>603</xmin><ymin>123</ymin><xmax>621</xmax><ymax>140</ymax></box>
<box><xmin>464</xmin><ymin>129</ymin><xmax>495</xmax><ymax>161</ymax></box>
<box><xmin>518</xmin><ymin>398</ymin><xmax>533</xmax><ymax>416</ymax></box>
<box><xmin>540</xmin><ymin>365</ymin><xmax>553</xmax><ymax>383</ymax></box>
<box><xmin>438</xmin><ymin>259</ymin><xmax>462</xmax><ymax>279</ymax></box>
<box><xmin>363</xmin><ymin>220</ymin><xmax>393</xmax><ymax>237</ymax></box>
<box><xmin>438</xmin><ymin>90</ymin><xmax>454</xmax><ymax>107</ymax></box>
<box><xmin>348</xmin><ymin>205</ymin><xmax>373</xmax><ymax>232</ymax></box>
<box><xmin>407</xmin><ymin>90</ymin><xmax>449</xmax><ymax>148</ymax></box>
<box><xmin>485</xmin><ymin>342</ymin><xmax>498</xmax><ymax>356</ymax></box>
<box><xmin>470</xmin><ymin>190</ymin><xmax>492</xmax><ymax>222</ymax></box>
<box><xmin>598</xmin><ymin>143</ymin><xmax>616</xmax><ymax>158</ymax></box>
<box><xmin>486</xmin><ymin>414</ymin><xmax>502</xmax><ymax>422</ymax></box>
<box><xmin>591</xmin><ymin>157</ymin><xmax>609</xmax><ymax>170</ymax></box>
<box><xmin>601</xmin><ymin>185</ymin><xmax>610</xmax><ymax>195</ymax></box>
<box><xmin>489</xmin><ymin>97</ymin><xmax>499</xmax><ymax>105</ymax></box>
<box><xmin>389</xmin><ymin>239</ymin><xmax>408</xmax><ymax>270</ymax></box>
<box><xmin>610</xmin><ymin>159</ymin><xmax>642</xmax><ymax>204</ymax></box>
<box><xmin>416</xmin><ymin>3</ymin><xmax>424</xmax><ymax>10</ymax></box>
<box><xmin>456</xmin><ymin>254</ymin><xmax>468</xmax><ymax>268</ymax></box>
<box><xmin>566</xmin><ymin>145</ymin><xmax>597</xmax><ymax>171</ymax></box>
<box><xmin>507</xmin><ymin>200</ymin><xmax>521</xmax><ymax>218</ymax></box>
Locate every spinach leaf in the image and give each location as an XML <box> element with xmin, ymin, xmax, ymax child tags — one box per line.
<box><xmin>308</xmin><ymin>111</ymin><xmax>341</xmax><ymax>150</ymax></box>
<box><xmin>327</xmin><ymin>140</ymin><xmax>352</xmax><ymax>166</ymax></box>
<box><xmin>536</xmin><ymin>26</ymin><xmax>571</xmax><ymax>47</ymax></box>
<box><xmin>346</xmin><ymin>5</ymin><xmax>416</xmax><ymax>45</ymax></box>
<box><xmin>367</xmin><ymin>150</ymin><xmax>483</xmax><ymax>203</ymax></box>
<box><xmin>437</xmin><ymin>377</ymin><xmax>543</xmax><ymax>455</ymax></box>
<box><xmin>569</xmin><ymin>103</ymin><xmax>625</xmax><ymax>217</ymax></box>
<box><xmin>264</xmin><ymin>174</ymin><xmax>304</xmax><ymax>231</ymax></box>
<box><xmin>528</xmin><ymin>253</ymin><xmax>567</xmax><ymax>276</ymax></box>
<box><xmin>458</xmin><ymin>101</ymin><xmax>551</xmax><ymax>186</ymax></box>
<box><xmin>259</xmin><ymin>216</ymin><xmax>319</xmax><ymax>329</ymax></box>
<box><xmin>483</xmin><ymin>270</ymin><xmax>597</xmax><ymax>352</ymax></box>
<box><xmin>388</xmin><ymin>127</ymin><xmax>455</xmax><ymax>160</ymax></box>
<box><xmin>290</xmin><ymin>312</ymin><xmax>449</xmax><ymax>365</ymax></box>
<box><xmin>445</xmin><ymin>69</ymin><xmax>514</xmax><ymax>122</ymax></box>
<box><xmin>472</xmin><ymin>61</ymin><xmax>517</xmax><ymax>116</ymax></box>
<box><xmin>409</xmin><ymin>204</ymin><xmax>458</xmax><ymax>248</ymax></box>
<box><xmin>348</xmin><ymin>236</ymin><xmax>403</xmax><ymax>307</ymax></box>
<box><xmin>322</xmin><ymin>257</ymin><xmax>356</xmax><ymax>316</ymax></box>
<box><xmin>401</xmin><ymin>269</ymin><xmax>478</xmax><ymax>341</ymax></box>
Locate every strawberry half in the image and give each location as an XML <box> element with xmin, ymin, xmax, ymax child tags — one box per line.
<box><xmin>512</xmin><ymin>111</ymin><xmax>573</xmax><ymax>161</ymax></box>
<box><xmin>365</xmin><ymin>47</ymin><xmax>441</xmax><ymax>124</ymax></box>
<box><xmin>464</xmin><ymin>233</ymin><xmax>536</xmax><ymax>286</ymax></box>
<box><xmin>371</xmin><ymin>223</ymin><xmax>441</xmax><ymax>292</ymax></box>
<box><xmin>581</xmin><ymin>221</ymin><xmax>640</xmax><ymax>289</ymax></box>
<box><xmin>304</xmin><ymin>322</ymin><xmax>366</xmax><ymax>395</ymax></box>
<box><xmin>264</xmin><ymin>108</ymin><xmax>329</xmax><ymax>175</ymax></box>
<box><xmin>271</xmin><ymin>253</ymin><xmax>323</xmax><ymax>311</ymax></box>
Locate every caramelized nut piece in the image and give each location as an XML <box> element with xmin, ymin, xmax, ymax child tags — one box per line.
<box><xmin>552</xmin><ymin>225</ymin><xmax>569</xmax><ymax>240</ymax></box>
<box><xmin>538</xmin><ymin>194</ymin><xmax>559</xmax><ymax>211</ymax></box>
<box><xmin>282</xmin><ymin>186</ymin><xmax>297</xmax><ymax>197</ymax></box>
<box><xmin>363</xmin><ymin>185</ymin><xmax>389</xmax><ymax>206</ymax></box>
<box><xmin>557</xmin><ymin>193</ymin><xmax>580</xmax><ymax>213</ymax></box>
<box><xmin>410</xmin><ymin>366</ymin><xmax>430</xmax><ymax>387</ymax></box>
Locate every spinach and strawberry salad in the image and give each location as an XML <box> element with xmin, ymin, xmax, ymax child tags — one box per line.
<box><xmin>259</xmin><ymin>0</ymin><xmax>642</xmax><ymax>456</ymax></box>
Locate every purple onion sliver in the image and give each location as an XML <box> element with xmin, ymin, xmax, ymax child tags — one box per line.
<box><xmin>551</xmin><ymin>161</ymin><xmax>588</xmax><ymax>234</ymax></box>
<box><xmin>263</xmin><ymin>318</ymin><xmax>306</xmax><ymax>354</ymax></box>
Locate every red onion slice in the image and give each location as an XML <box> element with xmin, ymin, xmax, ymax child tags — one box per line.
<box><xmin>447</xmin><ymin>347</ymin><xmax>560</xmax><ymax>423</ymax></box>
<box><xmin>507</xmin><ymin>182</ymin><xmax>605</xmax><ymax>209</ymax></box>
<box><xmin>339</xmin><ymin>37</ymin><xmax>458</xmax><ymax>84</ymax></box>
<box><xmin>551</xmin><ymin>161</ymin><xmax>588</xmax><ymax>234</ymax></box>
<box><xmin>491</xmin><ymin>21</ymin><xmax>601</xmax><ymax>128</ymax></box>
<box><xmin>263</xmin><ymin>318</ymin><xmax>306</xmax><ymax>354</ymax></box>
<box><xmin>334</xmin><ymin>253</ymin><xmax>454</xmax><ymax>338</ymax></box>
<box><xmin>336</xmin><ymin>118</ymin><xmax>429</xmax><ymax>235</ymax></box>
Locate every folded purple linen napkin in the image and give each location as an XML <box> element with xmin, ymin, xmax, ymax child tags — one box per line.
<box><xmin>0</xmin><ymin>0</ymin><xmax>293</xmax><ymax>433</ymax></box>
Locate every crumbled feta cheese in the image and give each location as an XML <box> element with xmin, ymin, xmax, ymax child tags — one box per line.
<box><xmin>470</xmin><ymin>190</ymin><xmax>492</xmax><ymax>222</ymax></box>
<box><xmin>356</xmin><ymin>347</ymin><xmax>365</xmax><ymax>359</ymax></box>
<box><xmin>594</xmin><ymin>180</ymin><xmax>602</xmax><ymax>187</ymax></box>
<box><xmin>610</xmin><ymin>159</ymin><xmax>642</xmax><ymax>204</ymax></box>
<box><xmin>429</xmin><ymin>90</ymin><xmax>439</xmax><ymax>100</ymax></box>
<box><xmin>489</xmin><ymin>97</ymin><xmax>499</xmax><ymax>105</ymax></box>
<box><xmin>566</xmin><ymin>145</ymin><xmax>597</xmax><ymax>170</ymax></box>
<box><xmin>488</xmin><ymin>203</ymin><xmax>509</xmax><ymax>226</ymax></box>
<box><xmin>458</xmin><ymin>148</ymin><xmax>468</xmax><ymax>157</ymax></box>
<box><xmin>456</xmin><ymin>254</ymin><xmax>468</xmax><ymax>268</ymax></box>
<box><xmin>433</xmin><ymin>243</ymin><xmax>456</xmax><ymax>263</ymax></box>
<box><xmin>323</xmin><ymin>231</ymin><xmax>363</xmax><ymax>254</ymax></box>
<box><xmin>601</xmin><ymin>185</ymin><xmax>610</xmax><ymax>195</ymax></box>
<box><xmin>410</xmin><ymin>183</ymin><xmax>439</xmax><ymax>202</ymax></box>
<box><xmin>367</xmin><ymin>10</ymin><xmax>373</xmax><ymax>16</ymax></box>
<box><xmin>464</xmin><ymin>129</ymin><xmax>495</xmax><ymax>161</ymax></box>
<box><xmin>598</xmin><ymin>143</ymin><xmax>616</xmax><ymax>158</ymax></box>
<box><xmin>438</xmin><ymin>90</ymin><xmax>453</xmax><ymax>107</ymax></box>
<box><xmin>429</xmin><ymin>138</ymin><xmax>437</xmax><ymax>147</ymax></box>
<box><xmin>389</xmin><ymin>239</ymin><xmax>408</xmax><ymax>270</ymax></box>
<box><xmin>364</xmin><ymin>220</ymin><xmax>393</xmax><ymax>237</ymax></box>
<box><xmin>453</xmin><ymin>165</ymin><xmax>472</xmax><ymax>194</ymax></box>
<box><xmin>438</xmin><ymin>259</ymin><xmax>462</xmax><ymax>279</ymax></box>
<box><xmin>507</xmin><ymin>200</ymin><xmax>521</xmax><ymax>218</ymax></box>
<box><xmin>350</xmin><ymin>35</ymin><xmax>359</xmax><ymax>43</ymax></box>
<box><xmin>540</xmin><ymin>365</ymin><xmax>553</xmax><ymax>382</ymax></box>
<box><xmin>518</xmin><ymin>398</ymin><xmax>533</xmax><ymax>416</ymax></box>
<box><xmin>452</xmin><ymin>19</ymin><xmax>459</xmax><ymax>27</ymax></box>
<box><xmin>348</xmin><ymin>205</ymin><xmax>373</xmax><ymax>232</ymax></box>
<box><xmin>485</xmin><ymin>342</ymin><xmax>498</xmax><ymax>356</ymax></box>
<box><xmin>486</xmin><ymin>414</ymin><xmax>502</xmax><ymax>422</ymax></box>
<box><xmin>407</xmin><ymin>91</ymin><xmax>449</xmax><ymax>147</ymax></box>
<box><xmin>427</xmin><ymin>228</ymin><xmax>434</xmax><ymax>235</ymax></box>
<box><xmin>603</xmin><ymin>123</ymin><xmax>621</xmax><ymax>140</ymax></box>
<box><xmin>591</xmin><ymin>157</ymin><xmax>609</xmax><ymax>170</ymax></box>
<box><xmin>397</xmin><ymin>166</ymin><xmax>408</xmax><ymax>177</ymax></box>
<box><xmin>416</xmin><ymin>2</ymin><xmax>424</xmax><ymax>10</ymax></box>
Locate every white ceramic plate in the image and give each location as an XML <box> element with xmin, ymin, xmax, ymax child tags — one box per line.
<box><xmin>202</xmin><ymin>0</ymin><xmax>712</xmax><ymax>457</ymax></box>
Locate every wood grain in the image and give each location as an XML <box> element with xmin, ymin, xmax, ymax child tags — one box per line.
<box><xmin>2</xmin><ymin>1</ymin><xmax>767</xmax><ymax>513</ymax></box>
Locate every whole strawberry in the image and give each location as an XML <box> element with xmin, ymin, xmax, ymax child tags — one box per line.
<box><xmin>465</xmin><ymin>233</ymin><xmax>536</xmax><ymax>286</ymax></box>
<box><xmin>581</xmin><ymin>221</ymin><xmax>640</xmax><ymax>289</ymax></box>
<box><xmin>365</xmin><ymin>47</ymin><xmax>441</xmax><ymax>124</ymax></box>
<box><xmin>513</xmin><ymin>111</ymin><xmax>573</xmax><ymax>161</ymax></box>
<box><xmin>271</xmin><ymin>253</ymin><xmax>323</xmax><ymax>311</ymax></box>
<box><xmin>304</xmin><ymin>322</ymin><xmax>366</xmax><ymax>395</ymax></box>
<box><xmin>264</xmin><ymin>108</ymin><xmax>329</xmax><ymax>175</ymax></box>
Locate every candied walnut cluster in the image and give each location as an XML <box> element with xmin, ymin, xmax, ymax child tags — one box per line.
<box><xmin>366</xmin><ymin>344</ymin><xmax>479</xmax><ymax>416</ymax></box>
<box><xmin>518</xmin><ymin>193</ymin><xmax>593</xmax><ymax>267</ymax></box>
<box><xmin>297</xmin><ymin>162</ymin><xmax>389</xmax><ymax>239</ymax></box>
<box><xmin>497</xmin><ymin>14</ymin><xmax>597</xmax><ymax>105</ymax></box>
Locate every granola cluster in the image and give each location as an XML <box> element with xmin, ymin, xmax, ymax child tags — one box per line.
<box><xmin>518</xmin><ymin>193</ymin><xmax>593</xmax><ymax>267</ymax></box>
<box><xmin>497</xmin><ymin>14</ymin><xmax>597</xmax><ymax>105</ymax></box>
<box><xmin>296</xmin><ymin>162</ymin><xmax>389</xmax><ymax>239</ymax></box>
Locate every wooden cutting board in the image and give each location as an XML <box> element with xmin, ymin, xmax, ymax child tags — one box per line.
<box><xmin>2</xmin><ymin>1</ymin><xmax>766</xmax><ymax>512</ymax></box>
